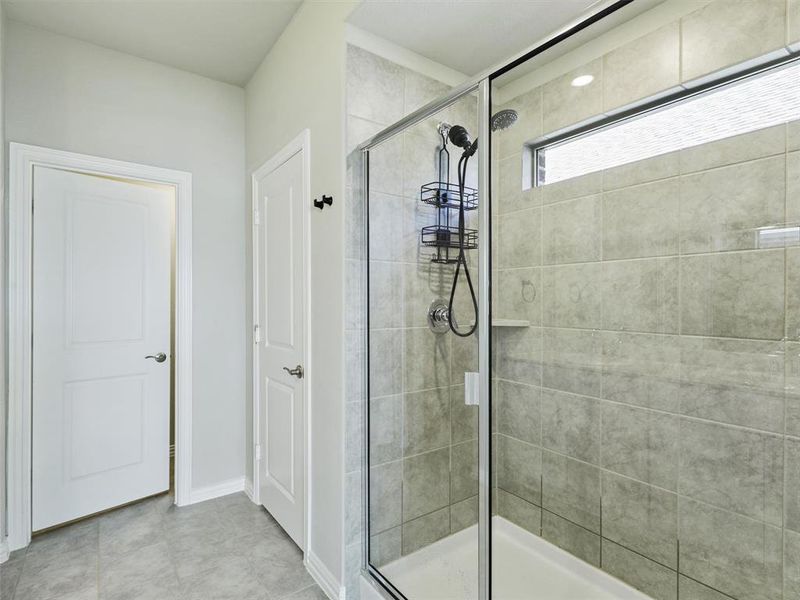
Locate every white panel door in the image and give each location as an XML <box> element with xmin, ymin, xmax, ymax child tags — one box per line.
<box><xmin>257</xmin><ymin>150</ymin><xmax>305</xmax><ymax>548</ymax></box>
<box><xmin>32</xmin><ymin>166</ymin><xmax>172</xmax><ymax>531</ymax></box>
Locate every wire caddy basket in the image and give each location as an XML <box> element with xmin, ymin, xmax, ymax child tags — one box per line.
<box><xmin>420</xmin><ymin>127</ymin><xmax>478</xmax><ymax>264</ymax></box>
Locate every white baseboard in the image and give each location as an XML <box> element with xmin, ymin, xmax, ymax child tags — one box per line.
<box><xmin>244</xmin><ymin>478</ymin><xmax>256</xmax><ymax>503</ymax></box>
<box><xmin>0</xmin><ymin>538</ymin><xmax>9</xmax><ymax>564</ymax></box>
<box><xmin>305</xmin><ymin>551</ymin><xmax>345</xmax><ymax>600</ymax></box>
<box><xmin>188</xmin><ymin>476</ymin><xmax>245</xmax><ymax>505</ymax></box>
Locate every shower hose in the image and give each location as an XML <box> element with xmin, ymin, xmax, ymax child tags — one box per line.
<box><xmin>448</xmin><ymin>150</ymin><xmax>479</xmax><ymax>338</ymax></box>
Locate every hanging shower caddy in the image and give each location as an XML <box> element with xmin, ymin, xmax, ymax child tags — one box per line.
<box><xmin>420</xmin><ymin>123</ymin><xmax>478</xmax><ymax>264</ymax></box>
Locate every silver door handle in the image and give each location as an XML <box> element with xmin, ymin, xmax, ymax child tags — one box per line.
<box><xmin>145</xmin><ymin>352</ymin><xmax>167</xmax><ymax>363</ymax></box>
<box><xmin>283</xmin><ymin>365</ymin><xmax>304</xmax><ymax>379</ymax></box>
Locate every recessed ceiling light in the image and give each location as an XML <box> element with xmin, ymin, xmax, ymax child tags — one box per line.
<box><xmin>571</xmin><ymin>75</ymin><xmax>594</xmax><ymax>87</ymax></box>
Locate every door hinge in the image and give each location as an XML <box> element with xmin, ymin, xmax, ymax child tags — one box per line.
<box><xmin>254</xmin><ymin>209</ymin><xmax>260</xmax><ymax>226</ymax></box>
<box><xmin>254</xmin><ymin>324</ymin><xmax>261</xmax><ymax>344</ymax></box>
<box><xmin>255</xmin><ymin>444</ymin><xmax>262</xmax><ymax>461</ymax></box>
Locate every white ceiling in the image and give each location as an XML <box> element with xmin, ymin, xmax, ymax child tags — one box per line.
<box><xmin>2</xmin><ymin>0</ymin><xmax>302</xmax><ymax>86</ymax></box>
<box><xmin>347</xmin><ymin>0</ymin><xmax>603</xmax><ymax>76</ymax></box>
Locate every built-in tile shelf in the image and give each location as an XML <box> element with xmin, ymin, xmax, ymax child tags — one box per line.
<box><xmin>492</xmin><ymin>319</ymin><xmax>531</xmax><ymax>327</ymax></box>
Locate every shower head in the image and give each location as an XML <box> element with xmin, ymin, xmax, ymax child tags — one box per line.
<box><xmin>491</xmin><ymin>109</ymin><xmax>518</xmax><ymax>131</ymax></box>
<box><xmin>448</xmin><ymin>124</ymin><xmax>472</xmax><ymax>150</ymax></box>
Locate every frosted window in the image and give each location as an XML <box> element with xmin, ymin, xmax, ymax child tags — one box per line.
<box><xmin>536</xmin><ymin>59</ymin><xmax>800</xmax><ymax>186</ymax></box>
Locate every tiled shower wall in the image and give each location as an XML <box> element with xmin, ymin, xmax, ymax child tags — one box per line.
<box><xmin>343</xmin><ymin>45</ymin><xmax>478</xmax><ymax>595</ymax></box>
<box><xmin>492</xmin><ymin>1</ymin><xmax>800</xmax><ymax>599</ymax></box>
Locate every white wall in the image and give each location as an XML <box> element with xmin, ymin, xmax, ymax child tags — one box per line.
<box><xmin>245</xmin><ymin>0</ymin><xmax>356</xmax><ymax>589</ymax></box>
<box><xmin>4</xmin><ymin>21</ymin><xmax>248</xmax><ymax>492</ymax></box>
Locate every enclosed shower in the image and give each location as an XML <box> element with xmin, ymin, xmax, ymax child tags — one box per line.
<box><xmin>355</xmin><ymin>0</ymin><xmax>800</xmax><ymax>598</ymax></box>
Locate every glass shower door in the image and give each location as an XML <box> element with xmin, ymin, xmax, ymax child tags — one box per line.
<box><xmin>363</xmin><ymin>88</ymin><xmax>488</xmax><ymax>600</ymax></box>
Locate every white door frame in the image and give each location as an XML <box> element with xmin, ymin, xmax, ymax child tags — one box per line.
<box><xmin>7</xmin><ymin>143</ymin><xmax>193</xmax><ymax>551</ymax></box>
<box><xmin>250</xmin><ymin>129</ymin><xmax>311</xmax><ymax>552</ymax></box>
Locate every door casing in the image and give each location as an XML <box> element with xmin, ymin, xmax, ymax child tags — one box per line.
<box><xmin>250</xmin><ymin>129</ymin><xmax>311</xmax><ymax>553</ymax></box>
<box><xmin>7</xmin><ymin>143</ymin><xmax>193</xmax><ymax>552</ymax></box>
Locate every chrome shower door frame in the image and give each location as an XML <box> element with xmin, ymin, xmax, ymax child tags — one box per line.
<box><xmin>358</xmin><ymin>3</ymin><xmax>638</xmax><ymax>598</ymax></box>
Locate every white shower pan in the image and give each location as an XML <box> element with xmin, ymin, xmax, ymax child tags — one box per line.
<box><xmin>380</xmin><ymin>517</ymin><xmax>652</xmax><ymax>600</ymax></box>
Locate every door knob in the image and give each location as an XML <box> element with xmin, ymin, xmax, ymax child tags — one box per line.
<box><xmin>145</xmin><ymin>352</ymin><xmax>167</xmax><ymax>363</ymax></box>
<box><xmin>283</xmin><ymin>365</ymin><xmax>304</xmax><ymax>379</ymax></box>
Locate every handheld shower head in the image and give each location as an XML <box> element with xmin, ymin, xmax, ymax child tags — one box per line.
<box><xmin>448</xmin><ymin>125</ymin><xmax>472</xmax><ymax>150</ymax></box>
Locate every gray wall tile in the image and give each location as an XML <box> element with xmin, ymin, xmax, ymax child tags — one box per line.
<box><xmin>542</xmin><ymin>195</ymin><xmax>602</xmax><ymax>264</ymax></box>
<box><xmin>369</xmin><ymin>261</ymin><xmax>403</xmax><ymax>329</ymax></box>
<box><xmin>346</xmin><ymin>402</ymin><xmax>364</xmax><ymax>473</ymax></box>
<box><xmin>680</xmin><ymin>0</ymin><xmax>786</xmax><ymax>82</ymax></box>
<box><xmin>497</xmin><ymin>326</ymin><xmax>542</xmax><ymax>387</ymax></box>
<box><xmin>788</xmin><ymin>343</ymin><xmax>800</xmax><ymax>438</ymax></box>
<box><xmin>450</xmin><ymin>385</ymin><xmax>478</xmax><ymax>444</ymax></box>
<box><xmin>369</xmin><ymin>329</ymin><xmax>403</xmax><ymax>397</ymax></box>
<box><xmin>677</xmin><ymin>577</ymin><xmax>734</xmax><ymax>600</ymax></box>
<box><xmin>679</xmin><ymin>419</ymin><xmax>783</xmax><ymax>525</ymax></box>
<box><xmin>497</xmin><ymin>207</ymin><xmax>542</xmax><ymax>268</ymax></box>
<box><xmin>402</xmin><ymin>448</ymin><xmax>450</xmax><ymax>521</ymax></box>
<box><xmin>497</xmin><ymin>379</ymin><xmax>541</xmax><ymax>446</ymax></box>
<box><xmin>403</xmin><ymin>388</ymin><xmax>449</xmax><ymax>456</ymax></box>
<box><xmin>496</xmin><ymin>88</ymin><xmax>542</xmax><ymax>161</ymax></box>
<box><xmin>679</xmin><ymin>156</ymin><xmax>785</xmax><ymax>254</ymax></box>
<box><xmin>542</xmin><ymin>59</ymin><xmax>603</xmax><ymax>134</ymax></box>
<box><xmin>369</xmin><ymin>461</ymin><xmax>402</xmax><ymax>533</ymax></box>
<box><xmin>542</xmin><ymin>263</ymin><xmax>602</xmax><ymax>329</ymax></box>
<box><xmin>602</xmin><ymin>257</ymin><xmax>679</xmax><ymax>334</ymax></box>
<box><xmin>602</xmin><ymin>473</ymin><xmax>678</xmax><ymax>568</ymax></box>
<box><xmin>678</xmin><ymin>498</ymin><xmax>783</xmax><ymax>600</ymax></box>
<box><xmin>601</xmin><ymin>540</ymin><xmax>677</xmax><ymax>600</ymax></box>
<box><xmin>790</xmin><ymin>120</ymin><xmax>800</xmax><ymax>152</ymax></box>
<box><xmin>368</xmin><ymin>194</ymin><xmax>405</xmax><ymax>262</ymax></box>
<box><xmin>497</xmin><ymin>154</ymin><xmax>539</xmax><ymax>214</ymax></box>
<box><xmin>602</xmin><ymin>179</ymin><xmax>680</xmax><ymax>260</ymax></box>
<box><xmin>785</xmin><ymin>437</ymin><xmax>800</xmax><ymax>533</ymax></box>
<box><xmin>790</xmin><ymin>249</ymin><xmax>800</xmax><ymax>342</ymax></box>
<box><xmin>541</xmin><ymin>511</ymin><xmax>600</xmax><ymax>566</ymax></box>
<box><xmin>680</xmin><ymin>337</ymin><xmax>785</xmax><ymax>432</ymax></box>
<box><xmin>789</xmin><ymin>151</ymin><xmax>800</xmax><ymax>228</ymax></box>
<box><xmin>403</xmin><ymin>328</ymin><xmax>450</xmax><ymax>392</ymax></box>
<box><xmin>450</xmin><ymin>496</ymin><xmax>478</xmax><ymax>533</ymax></box>
<box><xmin>543</xmin><ymin>327</ymin><xmax>602</xmax><ymax>397</ymax></box>
<box><xmin>785</xmin><ymin>529</ymin><xmax>800</xmax><ymax>600</ymax></box>
<box><xmin>368</xmin><ymin>138</ymin><xmax>403</xmax><ymax>197</ymax></box>
<box><xmin>450</xmin><ymin>441</ymin><xmax>478</xmax><ymax>504</ymax></box>
<box><xmin>497</xmin><ymin>489</ymin><xmax>541</xmax><ymax>536</ymax></box>
<box><xmin>542</xmin><ymin>451</ymin><xmax>600</xmax><ymax>532</ymax></box>
<box><xmin>602</xmin><ymin>332</ymin><xmax>681</xmax><ymax>412</ymax></box>
<box><xmin>601</xmin><ymin>403</ymin><xmax>679</xmax><ymax>490</ymax></box>
<box><xmin>402</xmin><ymin>261</ymin><xmax>453</xmax><ymax>329</ymax></box>
<box><xmin>603</xmin><ymin>23</ymin><xmax>680</xmax><ymax>111</ymax></box>
<box><xmin>401</xmin><ymin>507</ymin><xmax>450</xmax><ymax>555</ymax></box>
<box><xmin>679</xmin><ymin>125</ymin><xmax>785</xmax><ymax>174</ymax></box>
<box><xmin>542</xmin><ymin>171</ymin><xmax>602</xmax><ymax>205</ymax></box>
<box><xmin>541</xmin><ymin>389</ymin><xmax>601</xmax><ymax>464</ymax></box>
<box><xmin>602</xmin><ymin>152</ymin><xmax>680</xmax><ymax>192</ymax></box>
<box><xmin>497</xmin><ymin>267</ymin><xmax>541</xmax><ymax>325</ymax></box>
<box><xmin>680</xmin><ymin>250</ymin><xmax>785</xmax><ymax>340</ymax></box>
<box><xmin>369</xmin><ymin>527</ymin><xmax>401</xmax><ymax>568</ymax></box>
<box><xmin>347</xmin><ymin>45</ymin><xmax>404</xmax><ymax>124</ymax></box>
<box><xmin>497</xmin><ymin>434</ymin><xmax>542</xmax><ymax>506</ymax></box>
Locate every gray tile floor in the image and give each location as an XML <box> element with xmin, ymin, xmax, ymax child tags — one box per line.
<box><xmin>0</xmin><ymin>492</ymin><xmax>327</xmax><ymax>600</ymax></box>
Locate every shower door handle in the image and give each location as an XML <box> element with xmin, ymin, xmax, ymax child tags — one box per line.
<box><xmin>283</xmin><ymin>365</ymin><xmax>304</xmax><ymax>379</ymax></box>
